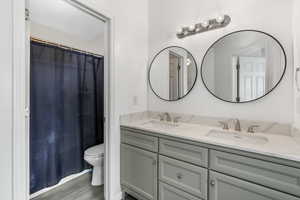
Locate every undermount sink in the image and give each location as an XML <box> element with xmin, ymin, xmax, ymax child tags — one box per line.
<box><xmin>206</xmin><ymin>129</ymin><xmax>268</xmax><ymax>145</ymax></box>
<box><xmin>141</xmin><ymin>120</ymin><xmax>180</xmax><ymax>129</ymax></box>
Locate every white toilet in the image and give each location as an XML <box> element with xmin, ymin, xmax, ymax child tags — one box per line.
<box><xmin>84</xmin><ymin>144</ymin><xmax>104</xmax><ymax>186</ymax></box>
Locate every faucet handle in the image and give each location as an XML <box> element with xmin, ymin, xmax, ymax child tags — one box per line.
<box><xmin>247</xmin><ymin>125</ymin><xmax>259</xmax><ymax>133</ymax></box>
<box><xmin>173</xmin><ymin>116</ymin><xmax>181</xmax><ymax>123</ymax></box>
<box><xmin>158</xmin><ymin>114</ymin><xmax>164</xmax><ymax>121</ymax></box>
<box><xmin>219</xmin><ymin>121</ymin><xmax>229</xmax><ymax>130</ymax></box>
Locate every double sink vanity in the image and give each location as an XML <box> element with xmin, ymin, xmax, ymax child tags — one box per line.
<box><xmin>120</xmin><ymin>113</ymin><xmax>300</xmax><ymax>200</ymax></box>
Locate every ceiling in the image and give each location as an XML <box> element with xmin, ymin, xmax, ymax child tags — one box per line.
<box><xmin>30</xmin><ymin>0</ymin><xmax>105</xmax><ymax>41</ymax></box>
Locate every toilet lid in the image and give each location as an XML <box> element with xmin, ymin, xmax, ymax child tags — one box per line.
<box><xmin>85</xmin><ymin>144</ymin><xmax>104</xmax><ymax>157</ymax></box>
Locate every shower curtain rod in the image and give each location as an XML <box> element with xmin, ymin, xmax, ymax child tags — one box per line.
<box><xmin>30</xmin><ymin>37</ymin><xmax>103</xmax><ymax>58</ymax></box>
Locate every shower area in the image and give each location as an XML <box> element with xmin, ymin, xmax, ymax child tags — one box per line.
<box><xmin>28</xmin><ymin>0</ymin><xmax>106</xmax><ymax>199</ymax></box>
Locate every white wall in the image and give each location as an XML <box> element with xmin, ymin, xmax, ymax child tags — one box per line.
<box><xmin>293</xmin><ymin>0</ymin><xmax>300</xmax><ymax>129</ymax></box>
<box><xmin>30</xmin><ymin>22</ymin><xmax>105</xmax><ymax>55</ymax></box>
<box><xmin>0</xmin><ymin>1</ymin><xmax>13</xmax><ymax>199</ymax></box>
<box><xmin>148</xmin><ymin>0</ymin><xmax>294</xmax><ymax>123</ymax></box>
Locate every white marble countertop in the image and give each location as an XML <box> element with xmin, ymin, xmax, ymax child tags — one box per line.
<box><xmin>121</xmin><ymin>119</ymin><xmax>300</xmax><ymax>163</ymax></box>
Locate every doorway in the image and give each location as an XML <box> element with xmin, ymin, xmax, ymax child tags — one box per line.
<box><xmin>23</xmin><ymin>0</ymin><xmax>112</xmax><ymax>199</ymax></box>
<box><xmin>169</xmin><ymin>51</ymin><xmax>184</xmax><ymax>100</ymax></box>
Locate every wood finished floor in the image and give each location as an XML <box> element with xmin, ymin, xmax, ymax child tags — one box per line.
<box><xmin>32</xmin><ymin>173</ymin><xmax>104</xmax><ymax>200</ymax></box>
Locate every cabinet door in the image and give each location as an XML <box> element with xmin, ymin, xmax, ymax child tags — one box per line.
<box><xmin>121</xmin><ymin>144</ymin><xmax>158</xmax><ymax>200</ymax></box>
<box><xmin>209</xmin><ymin>171</ymin><xmax>300</xmax><ymax>200</ymax></box>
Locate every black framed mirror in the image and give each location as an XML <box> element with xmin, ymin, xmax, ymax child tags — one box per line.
<box><xmin>201</xmin><ymin>30</ymin><xmax>287</xmax><ymax>103</ymax></box>
<box><xmin>149</xmin><ymin>46</ymin><xmax>198</xmax><ymax>101</ymax></box>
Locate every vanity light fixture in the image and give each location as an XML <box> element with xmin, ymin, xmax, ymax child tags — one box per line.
<box><xmin>216</xmin><ymin>15</ymin><xmax>225</xmax><ymax>24</ymax></box>
<box><xmin>188</xmin><ymin>25</ymin><xmax>196</xmax><ymax>32</ymax></box>
<box><xmin>201</xmin><ymin>20</ymin><xmax>210</xmax><ymax>28</ymax></box>
<box><xmin>177</xmin><ymin>28</ymin><xmax>184</xmax><ymax>35</ymax></box>
<box><xmin>177</xmin><ymin>15</ymin><xmax>231</xmax><ymax>39</ymax></box>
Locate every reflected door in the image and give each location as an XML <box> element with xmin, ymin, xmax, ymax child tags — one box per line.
<box><xmin>169</xmin><ymin>52</ymin><xmax>183</xmax><ymax>100</ymax></box>
<box><xmin>238</xmin><ymin>56</ymin><xmax>266</xmax><ymax>102</ymax></box>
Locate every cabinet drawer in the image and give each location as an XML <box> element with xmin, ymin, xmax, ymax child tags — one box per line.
<box><xmin>209</xmin><ymin>171</ymin><xmax>300</xmax><ymax>200</ymax></box>
<box><xmin>159</xmin><ymin>182</ymin><xmax>202</xmax><ymax>200</ymax></box>
<box><xmin>160</xmin><ymin>139</ymin><xmax>208</xmax><ymax>167</ymax></box>
<box><xmin>210</xmin><ymin>150</ymin><xmax>300</xmax><ymax>197</ymax></box>
<box><xmin>159</xmin><ymin>155</ymin><xmax>207</xmax><ymax>199</ymax></box>
<box><xmin>121</xmin><ymin>129</ymin><xmax>158</xmax><ymax>152</ymax></box>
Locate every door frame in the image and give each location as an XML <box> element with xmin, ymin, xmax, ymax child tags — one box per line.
<box><xmin>12</xmin><ymin>0</ymin><xmax>116</xmax><ymax>199</ymax></box>
<box><xmin>169</xmin><ymin>50</ymin><xmax>184</xmax><ymax>100</ymax></box>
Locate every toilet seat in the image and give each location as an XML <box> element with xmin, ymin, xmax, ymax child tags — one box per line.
<box><xmin>84</xmin><ymin>144</ymin><xmax>104</xmax><ymax>158</ymax></box>
<box><xmin>85</xmin><ymin>154</ymin><xmax>103</xmax><ymax>159</ymax></box>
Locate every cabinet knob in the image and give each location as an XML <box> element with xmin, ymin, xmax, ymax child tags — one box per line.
<box><xmin>176</xmin><ymin>173</ymin><xmax>183</xmax><ymax>180</ymax></box>
<box><xmin>210</xmin><ymin>180</ymin><xmax>216</xmax><ymax>186</ymax></box>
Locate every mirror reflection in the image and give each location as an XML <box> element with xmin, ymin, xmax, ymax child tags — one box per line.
<box><xmin>201</xmin><ymin>30</ymin><xmax>286</xmax><ymax>103</ymax></box>
<box><xmin>149</xmin><ymin>47</ymin><xmax>198</xmax><ymax>101</ymax></box>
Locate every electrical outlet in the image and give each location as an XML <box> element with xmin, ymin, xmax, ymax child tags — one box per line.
<box><xmin>133</xmin><ymin>96</ymin><xmax>138</xmax><ymax>106</ymax></box>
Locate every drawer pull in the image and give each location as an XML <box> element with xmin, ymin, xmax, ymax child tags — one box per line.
<box><xmin>210</xmin><ymin>180</ymin><xmax>216</xmax><ymax>186</ymax></box>
<box><xmin>152</xmin><ymin>160</ymin><xmax>157</xmax><ymax>165</ymax></box>
<box><xmin>176</xmin><ymin>173</ymin><xmax>183</xmax><ymax>180</ymax></box>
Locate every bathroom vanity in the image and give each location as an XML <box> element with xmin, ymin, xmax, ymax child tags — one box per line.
<box><xmin>120</xmin><ymin>119</ymin><xmax>300</xmax><ymax>200</ymax></box>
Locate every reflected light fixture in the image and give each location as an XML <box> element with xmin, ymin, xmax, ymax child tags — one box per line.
<box><xmin>186</xmin><ymin>58</ymin><xmax>192</xmax><ymax>66</ymax></box>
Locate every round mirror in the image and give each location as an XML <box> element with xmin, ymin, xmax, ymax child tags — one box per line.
<box><xmin>201</xmin><ymin>30</ymin><xmax>286</xmax><ymax>103</ymax></box>
<box><xmin>149</xmin><ymin>46</ymin><xmax>198</xmax><ymax>101</ymax></box>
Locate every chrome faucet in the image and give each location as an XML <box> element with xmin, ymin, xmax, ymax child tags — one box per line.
<box><xmin>158</xmin><ymin>112</ymin><xmax>172</xmax><ymax>122</ymax></box>
<box><xmin>232</xmin><ymin>119</ymin><xmax>241</xmax><ymax>132</ymax></box>
<box><xmin>173</xmin><ymin>116</ymin><xmax>181</xmax><ymax>123</ymax></box>
<box><xmin>219</xmin><ymin>121</ymin><xmax>229</xmax><ymax>130</ymax></box>
<box><xmin>247</xmin><ymin>125</ymin><xmax>259</xmax><ymax>133</ymax></box>
<box><xmin>163</xmin><ymin>112</ymin><xmax>172</xmax><ymax>122</ymax></box>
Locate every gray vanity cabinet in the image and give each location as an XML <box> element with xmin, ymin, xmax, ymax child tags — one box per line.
<box><xmin>121</xmin><ymin>144</ymin><xmax>158</xmax><ymax>200</ymax></box>
<box><xmin>120</xmin><ymin>127</ymin><xmax>300</xmax><ymax>200</ymax></box>
<box><xmin>209</xmin><ymin>171</ymin><xmax>299</xmax><ymax>200</ymax></box>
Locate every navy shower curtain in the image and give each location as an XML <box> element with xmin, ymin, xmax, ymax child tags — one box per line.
<box><xmin>30</xmin><ymin>41</ymin><xmax>104</xmax><ymax>194</ymax></box>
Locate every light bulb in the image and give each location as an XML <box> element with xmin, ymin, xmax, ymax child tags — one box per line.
<box><xmin>201</xmin><ymin>21</ymin><xmax>209</xmax><ymax>28</ymax></box>
<box><xmin>216</xmin><ymin>15</ymin><xmax>225</xmax><ymax>24</ymax></box>
<box><xmin>186</xmin><ymin>58</ymin><xmax>191</xmax><ymax>66</ymax></box>
<box><xmin>188</xmin><ymin>25</ymin><xmax>195</xmax><ymax>32</ymax></box>
<box><xmin>195</xmin><ymin>25</ymin><xmax>201</xmax><ymax>32</ymax></box>
<box><xmin>177</xmin><ymin>28</ymin><xmax>184</xmax><ymax>35</ymax></box>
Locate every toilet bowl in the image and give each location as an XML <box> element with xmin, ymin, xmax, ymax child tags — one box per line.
<box><xmin>84</xmin><ymin>144</ymin><xmax>104</xmax><ymax>186</ymax></box>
